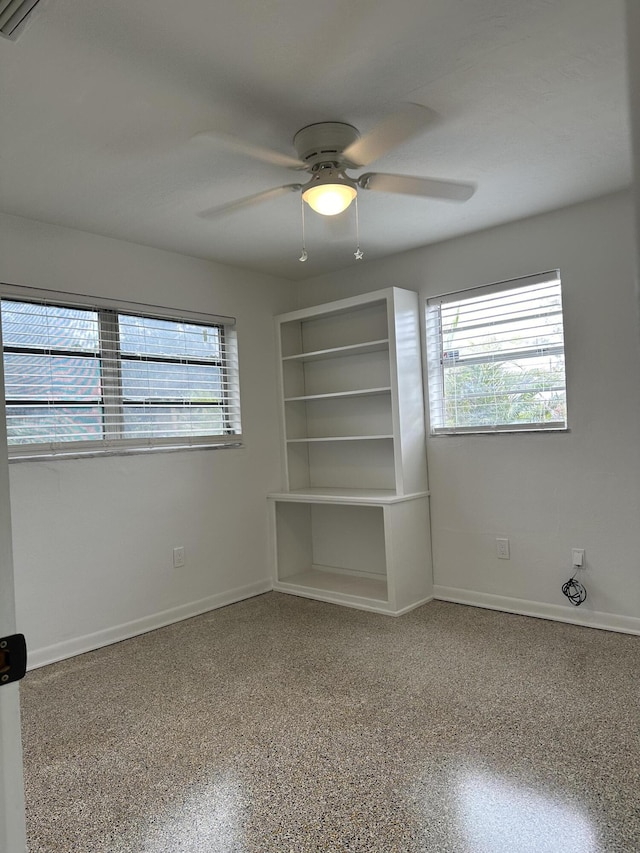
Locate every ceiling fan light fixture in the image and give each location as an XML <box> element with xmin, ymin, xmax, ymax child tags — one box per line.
<box><xmin>303</xmin><ymin>183</ymin><xmax>357</xmax><ymax>216</ymax></box>
<box><xmin>302</xmin><ymin>167</ymin><xmax>357</xmax><ymax>216</ymax></box>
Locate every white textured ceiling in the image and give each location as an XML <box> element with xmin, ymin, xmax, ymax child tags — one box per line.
<box><xmin>0</xmin><ymin>0</ymin><xmax>631</xmax><ymax>280</ymax></box>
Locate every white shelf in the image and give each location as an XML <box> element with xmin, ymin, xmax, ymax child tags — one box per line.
<box><xmin>284</xmin><ymin>387</ymin><xmax>391</xmax><ymax>403</ymax></box>
<box><xmin>275</xmin><ymin>567</ymin><xmax>388</xmax><ymax>603</ymax></box>
<box><xmin>281</xmin><ymin>339</ymin><xmax>389</xmax><ymax>363</ymax></box>
<box><xmin>286</xmin><ymin>435</ymin><xmax>394</xmax><ymax>443</ymax></box>
<box><xmin>269</xmin><ymin>488</ymin><xmax>429</xmax><ymax>505</ymax></box>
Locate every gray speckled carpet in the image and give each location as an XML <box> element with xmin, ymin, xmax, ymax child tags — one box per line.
<box><xmin>20</xmin><ymin>593</ymin><xmax>640</xmax><ymax>852</ymax></box>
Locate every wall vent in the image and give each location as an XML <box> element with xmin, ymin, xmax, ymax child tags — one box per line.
<box><xmin>0</xmin><ymin>0</ymin><xmax>44</xmax><ymax>40</ymax></box>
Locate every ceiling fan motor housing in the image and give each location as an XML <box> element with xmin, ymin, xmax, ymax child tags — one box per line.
<box><xmin>303</xmin><ymin>163</ymin><xmax>356</xmax><ymax>190</ymax></box>
<box><xmin>293</xmin><ymin>122</ymin><xmax>360</xmax><ymax>168</ymax></box>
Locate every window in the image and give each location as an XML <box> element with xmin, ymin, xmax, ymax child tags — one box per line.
<box><xmin>426</xmin><ymin>271</ymin><xmax>567</xmax><ymax>434</ymax></box>
<box><xmin>1</xmin><ymin>288</ymin><xmax>241</xmax><ymax>459</ymax></box>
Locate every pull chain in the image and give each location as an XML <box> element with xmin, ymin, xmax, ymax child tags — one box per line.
<box><xmin>299</xmin><ymin>196</ymin><xmax>308</xmax><ymax>262</ymax></box>
<box><xmin>354</xmin><ymin>195</ymin><xmax>363</xmax><ymax>260</ymax></box>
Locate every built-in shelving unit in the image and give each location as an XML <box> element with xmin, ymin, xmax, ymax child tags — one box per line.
<box><xmin>268</xmin><ymin>287</ymin><xmax>432</xmax><ymax>615</ymax></box>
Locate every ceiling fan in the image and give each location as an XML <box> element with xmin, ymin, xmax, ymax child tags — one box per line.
<box><xmin>195</xmin><ymin>104</ymin><xmax>476</xmax><ymax>221</ymax></box>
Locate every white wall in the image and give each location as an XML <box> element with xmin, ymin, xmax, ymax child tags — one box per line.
<box><xmin>0</xmin><ymin>213</ymin><xmax>296</xmax><ymax>666</ymax></box>
<box><xmin>3</xmin><ymin>188</ymin><xmax>639</xmax><ymax>660</ymax></box>
<box><xmin>299</xmin><ymin>191</ymin><xmax>640</xmax><ymax>633</ymax></box>
<box><xmin>627</xmin><ymin>0</ymin><xmax>640</xmax><ymax>283</ymax></box>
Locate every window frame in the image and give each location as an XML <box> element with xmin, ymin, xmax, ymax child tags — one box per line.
<box><xmin>426</xmin><ymin>271</ymin><xmax>568</xmax><ymax>436</ymax></box>
<box><xmin>0</xmin><ymin>284</ymin><xmax>242</xmax><ymax>461</ymax></box>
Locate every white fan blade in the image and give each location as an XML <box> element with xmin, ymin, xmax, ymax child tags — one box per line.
<box><xmin>198</xmin><ymin>184</ymin><xmax>302</xmax><ymax>219</ymax></box>
<box><xmin>342</xmin><ymin>103</ymin><xmax>435</xmax><ymax>168</ymax></box>
<box><xmin>193</xmin><ymin>131</ymin><xmax>306</xmax><ymax>170</ymax></box>
<box><xmin>359</xmin><ymin>172</ymin><xmax>475</xmax><ymax>202</ymax></box>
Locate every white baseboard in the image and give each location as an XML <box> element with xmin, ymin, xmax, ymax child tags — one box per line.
<box><xmin>27</xmin><ymin>579</ymin><xmax>273</xmax><ymax>670</ymax></box>
<box><xmin>395</xmin><ymin>595</ymin><xmax>434</xmax><ymax>616</ymax></box>
<box><xmin>28</xmin><ymin>581</ymin><xmax>639</xmax><ymax>670</ymax></box>
<box><xmin>433</xmin><ymin>586</ymin><xmax>640</xmax><ymax>636</ymax></box>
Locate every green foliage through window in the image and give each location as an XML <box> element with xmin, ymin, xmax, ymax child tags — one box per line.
<box><xmin>427</xmin><ymin>272</ymin><xmax>567</xmax><ymax>433</ymax></box>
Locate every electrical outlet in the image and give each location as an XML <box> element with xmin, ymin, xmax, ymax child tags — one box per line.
<box><xmin>173</xmin><ymin>546</ymin><xmax>185</xmax><ymax>569</ymax></box>
<box><xmin>496</xmin><ymin>538</ymin><xmax>510</xmax><ymax>560</ymax></box>
<box><xmin>572</xmin><ymin>548</ymin><xmax>585</xmax><ymax>568</ymax></box>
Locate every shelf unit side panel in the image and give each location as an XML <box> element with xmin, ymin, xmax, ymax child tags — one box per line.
<box><xmin>282</xmin><ymin>360</ymin><xmax>306</xmax><ymax>398</ymax></box>
<box><xmin>279</xmin><ymin>319</ymin><xmax>304</xmax><ymax>359</ymax></box>
<box><xmin>384</xmin><ymin>497</ymin><xmax>432</xmax><ymax>612</ymax></box>
<box><xmin>274</xmin><ymin>317</ymin><xmax>291</xmax><ymax>491</ymax></box>
<box><xmin>286</xmin><ymin>442</ymin><xmax>311</xmax><ymax>490</ymax></box>
<box><xmin>267</xmin><ymin>498</ymin><xmax>278</xmax><ymax>585</ymax></box>
<box><xmin>389</xmin><ymin>288</ymin><xmax>429</xmax><ymax>496</ymax></box>
<box><xmin>274</xmin><ymin>501</ymin><xmax>314</xmax><ymax>580</ymax></box>
<box><xmin>284</xmin><ymin>400</ymin><xmax>311</xmax><ymax>440</ymax></box>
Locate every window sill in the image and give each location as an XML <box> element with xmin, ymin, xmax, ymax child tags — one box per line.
<box><xmin>8</xmin><ymin>440</ymin><xmax>244</xmax><ymax>463</ymax></box>
<box><xmin>430</xmin><ymin>426</ymin><xmax>569</xmax><ymax>437</ymax></box>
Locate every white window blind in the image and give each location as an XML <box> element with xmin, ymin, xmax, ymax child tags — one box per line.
<box><xmin>426</xmin><ymin>271</ymin><xmax>567</xmax><ymax>434</ymax></box>
<box><xmin>0</xmin><ymin>288</ymin><xmax>242</xmax><ymax>459</ymax></box>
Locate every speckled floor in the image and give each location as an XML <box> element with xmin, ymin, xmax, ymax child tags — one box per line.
<box><xmin>20</xmin><ymin>593</ymin><xmax>640</xmax><ymax>852</ymax></box>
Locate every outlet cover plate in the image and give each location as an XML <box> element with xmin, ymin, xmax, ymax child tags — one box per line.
<box><xmin>496</xmin><ymin>538</ymin><xmax>510</xmax><ymax>559</ymax></box>
<box><xmin>571</xmin><ymin>548</ymin><xmax>585</xmax><ymax>568</ymax></box>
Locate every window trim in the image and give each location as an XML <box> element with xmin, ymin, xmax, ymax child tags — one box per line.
<box><xmin>1</xmin><ymin>284</ymin><xmax>243</xmax><ymax>461</ymax></box>
<box><xmin>426</xmin><ymin>271</ymin><xmax>568</xmax><ymax>436</ymax></box>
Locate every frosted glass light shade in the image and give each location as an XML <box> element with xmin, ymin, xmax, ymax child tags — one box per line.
<box><xmin>302</xmin><ymin>183</ymin><xmax>357</xmax><ymax>216</ymax></box>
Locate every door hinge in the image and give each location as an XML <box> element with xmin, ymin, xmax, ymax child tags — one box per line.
<box><xmin>0</xmin><ymin>634</ymin><xmax>27</xmax><ymax>685</ymax></box>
